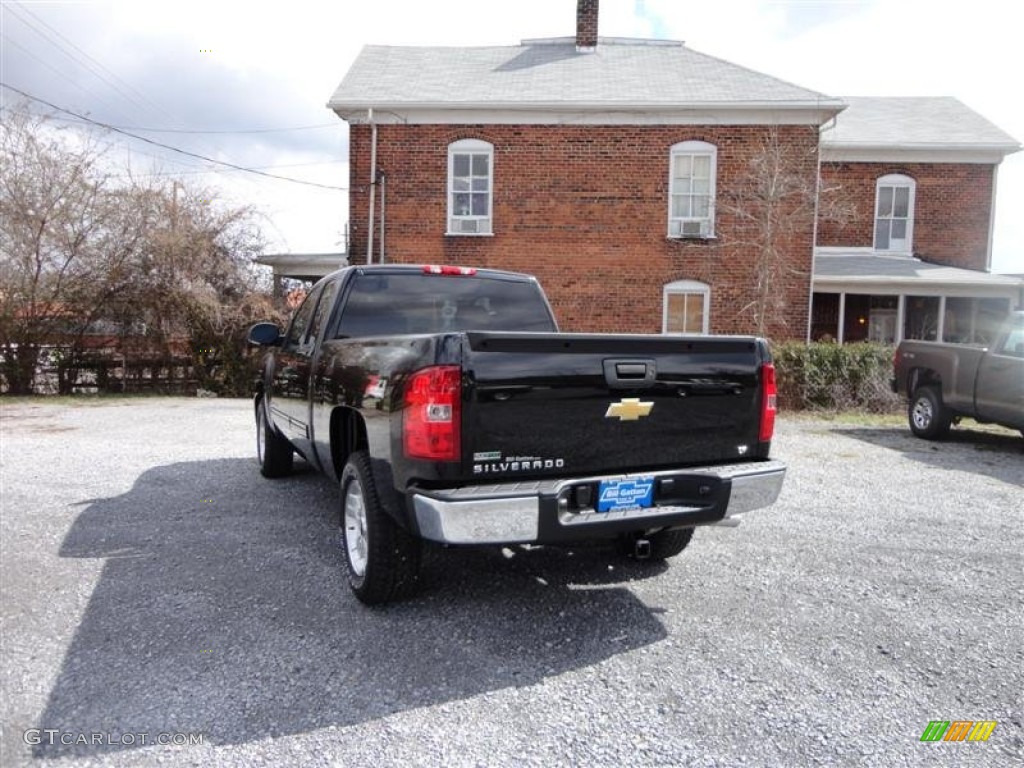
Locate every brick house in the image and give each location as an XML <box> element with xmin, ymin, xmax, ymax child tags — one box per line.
<box><xmin>328</xmin><ymin>0</ymin><xmax>1021</xmax><ymax>343</ymax></box>
<box><xmin>812</xmin><ymin>97</ymin><xmax>1021</xmax><ymax>344</ymax></box>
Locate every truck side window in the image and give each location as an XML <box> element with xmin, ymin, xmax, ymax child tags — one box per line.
<box><xmin>307</xmin><ymin>281</ymin><xmax>339</xmax><ymax>345</ymax></box>
<box><xmin>283</xmin><ymin>286</ymin><xmax>322</xmax><ymax>352</ymax></box>
<box><xmin>997</xmin><ymin>322</ymin><xmax>1024</xmax><ymax>359</ymax></box>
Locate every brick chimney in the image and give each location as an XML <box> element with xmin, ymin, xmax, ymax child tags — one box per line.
<box><xmin>576</xmin><ymin>0</ymin><xmax>599</xmax><ymax>52</ymax></box>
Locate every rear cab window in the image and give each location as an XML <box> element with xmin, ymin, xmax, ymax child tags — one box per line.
<box><xmin>336</xmin><ymin>273</ymin><xmax>557</xmax><ymax>338</ymax></box>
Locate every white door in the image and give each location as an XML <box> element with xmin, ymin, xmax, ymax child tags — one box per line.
<box><xmin>869</xmin><ymin>309</ymin><xmax>896</xmax><ymax>344</ymax></box>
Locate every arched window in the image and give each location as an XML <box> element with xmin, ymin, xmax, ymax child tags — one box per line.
<box><xmin>447</xmin><ymin>139</ymin><xmax>493</xmax><ymax>235</ymax></box>
<box><xmin>668</xmin><ymin>141</ymin><xmax>717</xmax><ymax>238</ymax></box>
<box><xmin>663</xmin><ymin>280</ymin><xmax>710</xmax><ymax>334</ymax></box>
<box><xmin>874</xmin><ymin>174</ymin><xmax>915</xmax><ymax>252</ymax></box>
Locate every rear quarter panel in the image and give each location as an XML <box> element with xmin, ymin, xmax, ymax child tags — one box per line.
<box><xmin>309</xmin><ymin>334</ymin><xmax>462</xmax><ymax>491</ymax></box>
<box><xmin>897</xmin><ymin>342</ymin><xmax>985</xmax><ymax>416</ymax></box>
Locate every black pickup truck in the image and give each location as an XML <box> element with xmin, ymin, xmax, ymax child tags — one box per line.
<box><xmin>249</xmin><ymin>265</ymin><xmax>786</xmax><ymax>604</ymax></box>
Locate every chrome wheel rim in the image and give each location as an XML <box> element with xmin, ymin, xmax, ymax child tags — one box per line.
<box><xmin>257</xmin><ymin>406</ymin><xmax>266</xmax><ymax>462</ymax></box>
<box><xmin>343</xmin><ymin>478</ymin><xmax>369</xmax><ymax>577</ymax></box>
<box><xmin>911</xmin><ymin>398</ymin><xmax>933</xmax><ymax>430</ymax></box>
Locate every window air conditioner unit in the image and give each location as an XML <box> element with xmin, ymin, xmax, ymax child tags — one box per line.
<box><xmin>670</xmin><ymin>219</ymin><xmax>709</xmax><ymax>238</ymax></box>
<box><xmin>450</xmin><ymin>218</ymin><xmax>491</xmax><ymax>235</ymax></box>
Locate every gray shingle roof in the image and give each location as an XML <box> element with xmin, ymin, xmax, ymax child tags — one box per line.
<box><xmin>814</xmin><ymin>252</ymin><xmax>1023</xmax><ymax>286</ymax></box>
<box><xmin>821</xmin><ymin>97</ymin><xmax>1020</xmax><ymax>150</ymax></box>
<box><xmin>328</xmin><ymin>38</ymin><xmax>842</xmax><ymax>109</ymax></box>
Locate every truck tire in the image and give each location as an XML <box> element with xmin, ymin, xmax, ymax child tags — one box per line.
<box><xmin>621</xmin><ymin>527</ymin><xmax>694</xmax><ymax>561</ymax></box>
<box><xmin>908</xmin><ymin>385</ymin><xmax>951</xmax><ymax>440</ymax></box>
<box><xmin>256</xmin><ymin>397</ymin><xmax>293</xmax><ymax>477</ymax></box>
<box><xmin>340</xmin><ymin>451</ymin><xmax>421</xmax><ymax>605</ymax></box>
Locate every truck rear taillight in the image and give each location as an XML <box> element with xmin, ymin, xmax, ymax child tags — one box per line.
<box><xmin>759</xmin><ymin>362</ymin><xmax>777</xmax><ymax>442</ymax></box>
<box><xmin>403</xmin><ymin>366</ymin><xmax>461</xmax><ymax>461</ymax></box>
<box><xmin>423</xmin><ymin>265</ymin><xmax>477</xmax><ymax>276</ymax></box>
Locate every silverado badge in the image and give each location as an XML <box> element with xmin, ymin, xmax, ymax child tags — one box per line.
<box><xmin>605</xmin><ymin>398</ymin><xmax>654</xmax><ymax>421</ymax></box>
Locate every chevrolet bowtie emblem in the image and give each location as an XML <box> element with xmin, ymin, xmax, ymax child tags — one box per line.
<box><xmin>605</xmin><ymin>398</ymin><xmax>654</xmax><ymax>421</ymax></box>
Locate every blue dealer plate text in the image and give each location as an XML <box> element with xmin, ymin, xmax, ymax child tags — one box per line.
<box><xmin>597</xmin><ymin>477</ymin><xmax>654</xmax><ymax>512</ymax></box>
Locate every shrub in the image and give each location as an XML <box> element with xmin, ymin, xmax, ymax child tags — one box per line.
<box><xmin>772</xmin><ymin>341</ymin><xmax>901</xmax><ymax>413</ymax></box>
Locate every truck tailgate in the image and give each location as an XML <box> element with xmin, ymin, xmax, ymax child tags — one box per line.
<box><xmin>462</xmin><ymin>332</ymin><xmax>768</xmax><ymax>479</ymax></box>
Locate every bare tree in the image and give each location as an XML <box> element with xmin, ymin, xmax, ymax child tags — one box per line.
<box><xmin>0</xmin><ymin>108</ymin><xmax>136</xmax><ymax>393</ymax></box>
<box><xmin>128</xmin><ymin>181</ymin><xmax>276</xmax><ymax>394</ymax></box>
<box><xmin>1</xmin><ymin>105</ymin><xmax>278</xmax><ymax>395</ymax></box>
<box><xmin>717</xmin><ymin>128</ymin><xmax>855</xmax><ymax>339</ymax></box>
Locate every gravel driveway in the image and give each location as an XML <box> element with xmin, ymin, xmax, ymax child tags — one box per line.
<box><xmin>1</xmin><ymin>398</ymin><xmax>1021</xmax><ymax>767</ymax></box>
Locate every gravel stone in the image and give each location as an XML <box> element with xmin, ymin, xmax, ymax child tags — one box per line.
<box><xmin>0</xmin><ymin>399</ymin><xmax>1021</xmax><ymax>767</ymax></box>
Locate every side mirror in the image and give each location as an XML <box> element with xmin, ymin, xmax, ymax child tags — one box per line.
<box><xmin>248</xmin><ymin>322</ymin><xmax>283</xmax><ymax>346</ymax></box>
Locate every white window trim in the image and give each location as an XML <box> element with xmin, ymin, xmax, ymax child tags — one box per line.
<box><xmin>447</xmin><ymin>139</ymin><xmax>494</xmax><ymax>236</ymax></box>
<box><xmin>667</xmin><ymin>140</ymin><xmax>717</xmax><ymax>239</ymax></box>
<box><xmin>662</xmin><ymin>280</ymin><xmax>711</xmax><ymax>335</ymax></box>
<box><xmin>873</xmin><ymin>173</ymin><xmax>916</xmax><ymax>254</ymax></box>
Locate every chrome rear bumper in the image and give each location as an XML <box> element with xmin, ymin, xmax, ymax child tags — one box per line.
<box><xmin>410</xmin><ymin>460</ymin><xmax>786</xmax><ymax>545</ymax></box>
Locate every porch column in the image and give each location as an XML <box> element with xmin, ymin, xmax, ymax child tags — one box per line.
<box><xmin>895</xmin><ymin>295</ymin><xmax>905</xmax><ymax>345</ymax></box>
<box><xmin>837</xmin><ymin>293</ymin><xmax>846</xmax><ymax>345</ymax></box>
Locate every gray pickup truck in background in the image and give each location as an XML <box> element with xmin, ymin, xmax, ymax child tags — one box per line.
<box><xmin>893</xmin><ymin>311</ymin><xmax>1024</xmax><ymax>439</ymax></box>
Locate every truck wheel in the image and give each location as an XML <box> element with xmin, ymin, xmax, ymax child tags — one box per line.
<box><xmin>620</xmin><ymin>527</ymin><xmax>694</xmax><ymax>561</ymax></box>
<box><xmin>340</xmin><ymin>451</ymin><xmax>421</xmax><ymax>605</ymax></box>
<box><xmin>256</xmin><ymin>397</ymin><xmax>293</xmax><ymax>477</ymax></box>
<box><xmin>908</xmin><ymin>386</ymin><xmax>951</xmax><ymax>440</ymax></box>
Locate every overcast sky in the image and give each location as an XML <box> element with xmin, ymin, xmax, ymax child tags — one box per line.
<box><xmin>2</xmin><ymin>0</ymin><xmax>1022</xmax><ymax>273</ymax></box>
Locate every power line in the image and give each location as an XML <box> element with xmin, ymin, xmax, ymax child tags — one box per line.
<box><xmin>109</xmin><ymin>158</ymin><xmax>347</xmax><ymax>180</ymax></box>
<box><xmin>1</xmin><ymin>83</ymin><xmax>349</xmax><ymax>192</ymax></box>
<box><xmin>1</xmin><ymin>33</ymin><xmax>139</xmax><ymax>127</ymax></box>
<box><xmin>10</xmin><ymin>1</ymin><xmax>181</xmax><ymax>127</ymax></box>
<box><xmin>51</xmin><ymin>116</ymin><xmax>341</xmax><ymax>135</ymax></box>
<box><xmin>4</xmin><ymin>4</ymin><xmax>144</xmax><ymax>125</ymax></box>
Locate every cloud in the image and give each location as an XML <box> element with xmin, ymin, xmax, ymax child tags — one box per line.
<box><xmin>2</xmin><ymin>0</ymin><xmax>623</xmax><ymax>253</ymax></box>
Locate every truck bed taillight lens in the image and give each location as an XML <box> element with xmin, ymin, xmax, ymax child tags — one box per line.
<box><xmin>403</xmin><ymin>366</ymin><xmax>461</xmax><ymax>461</ymax></box>
<box><xmin>759</xmin><ymin>362</ymin><xmax>777</xmax><ymax>442</ymax></box>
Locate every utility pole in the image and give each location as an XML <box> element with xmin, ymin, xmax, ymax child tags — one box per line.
<box><xmin>171</xmin><ymin>180</ymin><xmax>180</xmax><ymax>232</ymax></box>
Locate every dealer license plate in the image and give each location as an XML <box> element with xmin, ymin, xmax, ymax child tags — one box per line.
<box><xmin>597</xmin><ymin>477</ymin><xmax>655</xmax><ymax>512</ymax></box>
